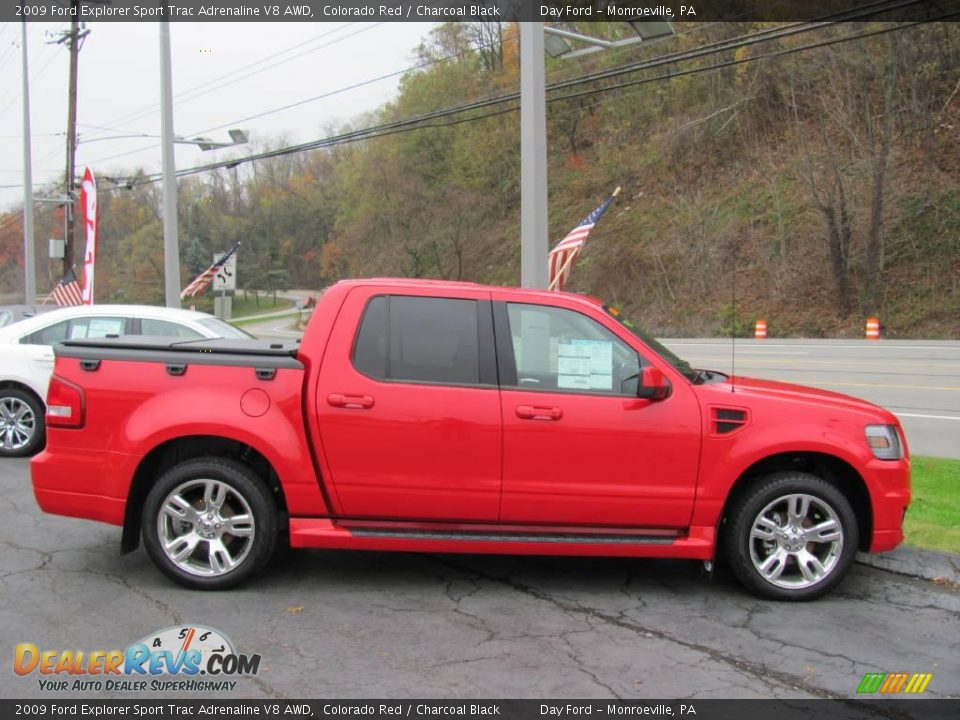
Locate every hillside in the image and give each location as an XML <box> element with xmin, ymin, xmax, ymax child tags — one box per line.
<box><xmin>2</xmin><ymin>20</ymin><xmax>959</xmax><ymax>337</ymax></box>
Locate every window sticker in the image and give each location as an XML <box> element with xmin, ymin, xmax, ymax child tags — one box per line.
<box><xmin>557</xmin><ymin>340</ymin><xmax>613</xmax><ymax>390</ymax></box>
<box><xmin>68</xmin><ymin>323</ymin><xmax>88</xmax><ymax>339</ymax></box>
<box><xmin>87</xmin><ymin>318</ymin><xmax>124</xmax><ymax>338</ymax></box>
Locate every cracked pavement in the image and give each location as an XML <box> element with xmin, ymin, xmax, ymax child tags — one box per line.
<box><xmin>2</xmin><ymin>459</ymin><xmax>958</xmax><ymax>700</ymax></box>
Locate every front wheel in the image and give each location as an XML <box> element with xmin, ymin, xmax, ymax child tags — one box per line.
<box><xmin>724</xmin><ymin>472</ymin><xmax>859</xmax><ymax>600</ymax></box>
<box><xmin>142</xmin><ymin>458</ymin><xmax>278</xmax><ymax>590</ymax></box>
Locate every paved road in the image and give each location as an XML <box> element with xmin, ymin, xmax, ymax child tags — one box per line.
<box><xmin>2</xmin><ymin>459</ymin><xmax>957</xmax><ymax>700</ymax></box>
<box><xmin>661</xmin><ymin>339</ymin><xmax>960</xmax><ymax>460</ymax></box>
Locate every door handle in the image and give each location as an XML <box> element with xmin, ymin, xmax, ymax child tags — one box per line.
<box><xmin>327</xmin><ymin>393</ymin><xmax>375</xmax><ymax>410</ymax></box>
<box><xmin>516</xmin><ymin>405</ymin><xmax>563</xmax><ymax>421</ymax></box>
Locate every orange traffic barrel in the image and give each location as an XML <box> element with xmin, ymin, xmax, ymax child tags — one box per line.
<box><xmin>755</xmin><ymin>319</ymin><xmax>767</xmax><ymax>339</ymax></box>
<box><xmin>866</xmin><ymin>317</ymin><xmax>880</xmax><ymax>340</ymax></box>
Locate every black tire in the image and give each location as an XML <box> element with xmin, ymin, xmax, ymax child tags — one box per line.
<box><xmin>142</xmin><ymin>457</ymin><xmax>278</xmax><ymax>590</ymax></box>
<box><xmin>723</xmin><ymin>472</ymin><xmax>859</xmax><ymax>601</ymax></box>
<box><xmin>0</xmin><ymin>387</ymin><xmax>45</xmax><ymax>458</ymax></box>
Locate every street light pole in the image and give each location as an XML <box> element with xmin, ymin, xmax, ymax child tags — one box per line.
<box><xmin>519</xmin><ymin>21</ymin><xmax>549</xmax><ymax>290</ymax></box>
<box><xmin>159</xmin><ymin>21</ymin><xmax>181</xmax><ymax>308</ymax></box>
<box><xmin>21</xmin><ymin>21</ymin><xmax>36</xmax><ymax>304</ymax></box>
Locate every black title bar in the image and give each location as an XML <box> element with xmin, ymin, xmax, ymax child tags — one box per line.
<box><xmin>8</xmin><ymin>0</ymin><xmax>959</xmax><ymax>23</ymax></box>
<box><xmin>1</xmin><ymin>700</ymin><xmax>958</xmax><ymax>720</ymax></box>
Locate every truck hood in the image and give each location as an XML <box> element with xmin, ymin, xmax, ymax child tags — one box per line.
<box><xmin>699</xmin><ymin>375</ymin><xmax>899</xmax><ymax>424</ymax></box>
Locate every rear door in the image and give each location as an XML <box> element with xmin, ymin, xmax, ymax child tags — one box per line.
<box><xmin>314</xmin><ymin>287</ymin><xmax>502</xmax><ymax>522</ymax></box>
<box><xmin>493</xmin><ymin>296</ymin><xmax>701</xmax><ymax>528</ymax></box>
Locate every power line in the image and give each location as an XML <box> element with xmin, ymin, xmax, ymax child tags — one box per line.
<box><xmin>0</xmin><ymin>44</ymin><xmax>61</xmax><ymax>118</ymax></box>
<box><xmin>80</xmin><ymin>25</ymin><xmax>497</xmax><ymax>165</ymax></box>
<box><xmin>126</xmin><ymin>14</ymin><xmax>952</xmax><ymax>189</ymax></box>
<box><xmin>80</xmin><ymin>23</ymin><xmax>384</xmax><ymax>143</ymax></box>
<box><xmin>75</xmin><ymin>20</ymin><xmax>769</xmax><ymax>169</ymax></box>
<box><xmin>186</xmin><ymin>30</ymin><xmax>521</xmax><ymax>137</ymax></box>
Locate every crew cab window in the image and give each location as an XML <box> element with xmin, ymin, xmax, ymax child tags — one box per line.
<box><xmin>505</xmin><ymin>303</ymin><xmax>641</xmax><ymax>396</ymax></box>
<box><xmin>354</xmin><ymin>295</ymin><xmax>481</xmax><ymax>385</ymax></box>
<box><xmin>140</xmin><ymin>318</ymin><xmax>203</xmax><ymax>339</ymax></box>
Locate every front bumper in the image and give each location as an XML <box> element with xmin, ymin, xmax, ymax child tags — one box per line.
<box><xmin>865</xmin><ymin>457</ymin><xmax>911</xmax><ymax>553</ymax></box>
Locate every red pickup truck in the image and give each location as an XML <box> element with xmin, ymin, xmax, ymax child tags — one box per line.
<box><xmin>31</xmin><ymin>279</ymin><xmax>910</xmax><ymax>600</ymax></box>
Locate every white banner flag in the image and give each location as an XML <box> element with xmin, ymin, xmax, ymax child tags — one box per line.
<box><xmin>79</xmin><ymin>167</ymin><xmax>98</xmax><ymax>305</ymax></box>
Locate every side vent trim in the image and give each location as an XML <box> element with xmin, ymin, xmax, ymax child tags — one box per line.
<box><xmin>709</xmin><ymin>406</ymin><xmax>749</xmax><ymax>436</ymax></box>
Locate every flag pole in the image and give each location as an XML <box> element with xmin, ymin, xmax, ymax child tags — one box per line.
<box><xmin>548</xmin><ymin>187</ymin><xmax>621</xmax><ymax>291</ymax></box>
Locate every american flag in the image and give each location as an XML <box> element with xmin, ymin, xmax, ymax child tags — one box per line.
<box><xmin>548</xmin><ymin>187</ymin><xmax>621</xmax><ymax>292</ymax></box>
<box><xmin>180</xmin><ymin>241</ymin><xmax>241</xmax><ymax>299</ymax></box>
<box><xmin>51</xmin><ymin>269</ymin><xmax>83</xmax><ymax>307</ymax></box>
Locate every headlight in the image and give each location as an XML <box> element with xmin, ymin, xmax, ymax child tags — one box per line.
<box><xmin>865</xmin><ymin>424</ymin><xmax>903</xmax><ymax>460</ymax></box>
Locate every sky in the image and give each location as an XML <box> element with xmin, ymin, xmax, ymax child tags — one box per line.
<box><xmin>0</xmin><ymin>21</ymin><xmax>435</xmax><ymax>211</ymax></box>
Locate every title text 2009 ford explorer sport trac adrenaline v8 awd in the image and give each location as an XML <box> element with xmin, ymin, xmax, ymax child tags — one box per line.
<box><xmin>31</xmin><ymin>279</ymin><xmax>911</xmax><ymax>600</ymax></box>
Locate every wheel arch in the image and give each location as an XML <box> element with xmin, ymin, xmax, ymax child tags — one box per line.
<box><xmin>121</xmin><ymin>435</ymin><xmax>288</xmax><ymax>554</ymax></box>
<box><xmin>0</xmin><ymin>380</ymin><xmax>45</xmax><ymax>410</ymax></box>
<box><xmin>720</xmin><ymin>451</ymin><xmax>873</xmax><ymax>552</ymax></box>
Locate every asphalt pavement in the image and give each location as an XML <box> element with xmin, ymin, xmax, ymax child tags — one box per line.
<box><xmin>2</xmin><ymin>459</ymin><xmax>958</xmax><ymax>700</ymax></box>
<box><xmin>660</xmin><ymin>339</ymin><xmax>960</xmax><ymax>460</ymax></box>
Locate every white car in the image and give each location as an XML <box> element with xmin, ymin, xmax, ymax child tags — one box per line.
<box><xmin>0</xmin><ymin>305</ymin><xmax>252</xmax><ymax>457</ymax></box>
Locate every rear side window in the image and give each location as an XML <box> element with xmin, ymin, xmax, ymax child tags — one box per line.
<box><xmin>353</xmin><ymin>295</ymin><xmax>481</xmax><ymax>386</ymax></box>
<box><xmin>140</xmin><ymin>318</ymin><xmax>204</xmax><ymax>339</ymax></box>
<box><xmin>21</xmin><ymin>320</ymin><xmax>70</xmax><ymax>345</ymax></box>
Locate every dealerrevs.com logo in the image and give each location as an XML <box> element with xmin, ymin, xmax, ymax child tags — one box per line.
<box><xmin>14</xmin><ymin>625</ymin><xmax>261</xmax><ymax>692</ymax></box>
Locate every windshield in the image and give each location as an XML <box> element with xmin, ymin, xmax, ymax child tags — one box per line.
<box><xmin>197</xmin><ymin>318</ymin><xmax>254</xmax><ymax>339</ymax></box>
<box><xmin>603</xmin><ymin>305</ymin><xmax>699</xmax><ymax>383</ymax></box>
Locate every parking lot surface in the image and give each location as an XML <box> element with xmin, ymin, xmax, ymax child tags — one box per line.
<box><xmin>2</xmin><ymin>459</ymin><xmax>957</xmax><ymax>700</ymax></box>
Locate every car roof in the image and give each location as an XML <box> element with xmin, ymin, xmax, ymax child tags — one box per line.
<box><xmin>0</xmin><ymin>304</ymin><xmax>217</xmax><ymax>337</ymax></box>
<box><xmin>334</xmin><ymin>277</ymin><xmax>604</xmax><ymax>308</ymax></box>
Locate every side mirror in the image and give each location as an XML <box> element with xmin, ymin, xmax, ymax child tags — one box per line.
<box><xmin>637</xmin><ymin>366</ymin><xmax>671</xmax><ymax>401</ymax></box>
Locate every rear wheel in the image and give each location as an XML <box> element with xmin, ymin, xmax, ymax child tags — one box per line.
<box><xmin>0</xmin><ymin>388</ymin><xmax>44</xmax><ymax>457</ymax></box>
<box><xmin>724</xmin><ymin>472</ymin><xmax>858</xmax><ymax>600</ymax></box>
<box><xmin>142</xmin><ymin>458</ymin><xmax>277</xmax><ymax>590</ymax></box>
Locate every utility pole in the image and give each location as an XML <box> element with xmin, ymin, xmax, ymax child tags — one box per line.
<box><xmin>519</xmin><ymin>22</ymin><xmax>549</xmax><ymax>289</ymax></box>
<box><xmin>21</xmin><ymin>21</ymin><xmax>36</xmax><ymax>304</ymax></box>
<box><xmin>160</xmin><ymin>21</ymin><xmax>181</xmax><ymax>308</ymax></box>
<box><xmin>57</xmin><ymin>9</ymin><xmax>89</xmax><ymax>278</ymax></box>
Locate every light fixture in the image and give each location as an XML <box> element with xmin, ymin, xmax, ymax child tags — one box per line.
<box><xmin>544</xmin><ymin>22</ymin><xmax>676</xmax><ymax>60</ymax></box>
<box><xmin>628</xmin><ymin>21</ymin><xmax>676</xmax><ymax>41</ymax></box>
<box><xmin>544</xmin><ymin>34</ymin><xmax>573</xmax><ymax>58</ymax></box>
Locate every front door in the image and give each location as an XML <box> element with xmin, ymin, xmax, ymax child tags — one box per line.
<box><xmin>495</xmin><ymin>299</ymin><xmax>701</xmax><ymax>528</ymax></box>
<box><xmin>315</xmin><ymin>288</ymin><xmax>502</xmax><ymax>522</ymax></box>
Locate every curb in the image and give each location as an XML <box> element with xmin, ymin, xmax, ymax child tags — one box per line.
<box><xmin>856</xmin><ymin>546</ymin><xmax>960</xmax><ymax>584</ymax></box>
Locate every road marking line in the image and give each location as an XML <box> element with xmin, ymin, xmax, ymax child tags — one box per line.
<box><xmin>676</xmin><ymin>357</ymin><xmax>960</xmax><ymax>368</ymax></box>
<box><xmin>663</xmin><ymin>342</ymin><xmax>960</xmax><ymax>351</ymax></box>
<box><xmin>894</xmin><ymin>413</ymin><xmax>960</xmax><ymax>421</ymax></box>
<box><xmin>811</xmin><ymin>381</ymin><xmax>960</xmax><ymax>392</ymax></box>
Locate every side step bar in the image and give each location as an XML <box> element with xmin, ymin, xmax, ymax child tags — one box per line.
<box><xmin>289</xmin><ymin>519</ymin><xmax>715</xmax><ymax>560</ymax></box>
<box><xmin>350</xmin><ymin>528</ymin><xmax>674</xmax><ymax>544</ymax></box>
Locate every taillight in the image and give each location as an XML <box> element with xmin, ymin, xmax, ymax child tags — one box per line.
<box><xmin>46</xmin><ymin>375</ymin><xmax>85</xmax><ymax>428</ymax></box>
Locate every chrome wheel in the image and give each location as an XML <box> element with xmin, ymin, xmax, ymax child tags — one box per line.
<box><xmin>748</xmin><ymin>493</ymin><xmax>844</xmax><ymax>590</ymax></box>
<box><xmin>156</xmin><ymin>478</ymin><xmax>255</xmax><ymax>578</ymax></box>
<box><xmin>0</xmin><ymin>396</ymin><xmax>36</xmax><ymax>451</ymax></box>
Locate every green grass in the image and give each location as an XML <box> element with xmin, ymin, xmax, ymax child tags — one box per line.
<box><xmin>905</xmin><ymin>456</ymin><xmax>960</xmax><ymax>554</ymax></box>
<box><xmin>188</xmin><ymin>293</ymin><xmax>294</xmax><ymax>319</ymax></box>
<box><xmin>230</xmin><ymin>294</ymin><xmax>294</xmax><ymax>318</ymax></box>
<box><xmin>230</xmin><ymin>311</ymin><xmax>300</xmax><ymax>330</ymax></box>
